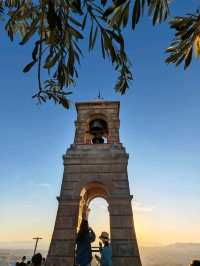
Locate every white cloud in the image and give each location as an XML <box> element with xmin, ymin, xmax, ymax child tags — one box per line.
<box><xmin>132</xmin><ymin>201</ymin><xmax>155</xmax><ymax>213</ymax></box>
<box><xmin>35</xmin><ymin>183</ymin><xmax>52</xmax><ymax>189</ymax></box>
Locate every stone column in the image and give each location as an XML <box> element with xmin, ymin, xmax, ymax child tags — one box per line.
<box><xmin>109</xmin><ymin>196</ymin><xmax>142</xmax><ymax>266</ymax></box>
<box><xmin>46</xmin><ymin>198</ymin><xmax>80</xmax><ymax>266</ymax></box>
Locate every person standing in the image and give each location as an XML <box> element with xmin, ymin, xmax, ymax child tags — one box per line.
<box><xmin>76</xmin><ymin>219</ymin><xmax>96</xmax><ymax>266</ymax></box>
<box><xmin>19</xmin><ymin>256</ymin><xmax>26</xmax><ymax>266</ymax></box>
<box><xmin>41</xmin><ymin>257</ymin><xmax>46</xmax><ymax>265</ymax></box>
<box><xmin>31</xmin><ymin>253</ymin><xmax>43</xmax><ymax>266</ymax></box>
<box><xmin>95</xmin><ymin>232</ymin><xmax>112</xmax><ymax>266</ymax></box>
<box><xmin>190</xmin><ymin>261</ymin><xmax>200</xmax><ymax>266</ymax></box>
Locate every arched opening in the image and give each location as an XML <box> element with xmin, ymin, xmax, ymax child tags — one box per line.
<box><xmin>78</xmin><ymin>181</ymin><xmax>109</xmax><ymax>227</ymax></box>
<box><xmin>84</xmin><ymin>114</ymin><xmax>109</xmax><ymax>144</ymax></box>
<box><xmin>88</xmin><ymin>197</ymin><xmax>110</xmax><ymax>244</ymax></box>
<box><xmin>88</xmin><ymin>197</ymin><xmax>110</xmax><ymax>265</ymax></box>
<box><xmin>89</xmin><ymin>119</ymin><xmax>108</xmax><ymax>144</ymax></box>
<box><xmin>77</xmin><ymin>182</ymin><xmax>110</xmax><ymax>265</ymax></box>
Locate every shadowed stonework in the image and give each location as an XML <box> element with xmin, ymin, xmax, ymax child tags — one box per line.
<box><xmin>46</xmin><ymin>100</ymin><xmax>142</xmax><ymax>266</ymax></box>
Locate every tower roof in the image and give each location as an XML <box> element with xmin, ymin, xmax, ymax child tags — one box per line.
<box><xmin>75</xmin><ymin>100</ymin><xmax>120</xmax><ymax>110</ymax></box>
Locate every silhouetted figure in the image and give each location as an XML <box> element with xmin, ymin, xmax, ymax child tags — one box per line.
<box><xmin>76</xmin><ymin>219</ymin><xmax>96</xmax><ymax>266</ymax></box>
<box><xmin>31</xmin><ymin>253</ymin><xmax>43</xmax><ymax>266</ymax></box>
<box><xmin>19</xmin><ymin>256</ymin><xmax>26</xmax><ymax>266</ymax></box>
<box><xmin>190</xmin><ymin>261</ymin><xmax>200</xmax><ymax>266</ymax></box>
<box><xmin>95</xmin><ymin>232</ymin><xmax>112</xmax><ymax>266</ymax></box>
<box><xmin>92</xmin><ymin>137</ymin><xmax>104</xmax><ymax>144</ymax></box>
<box><xmin>41</xmin><ymin>257</ymin><xmax>46</xmax><ymax>265</ymax></box>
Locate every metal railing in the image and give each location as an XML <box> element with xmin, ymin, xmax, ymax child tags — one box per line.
<box><xmin>92</xmin><ymin>246</ymin><xmax>100</xmax><ymax>253</ymax></box>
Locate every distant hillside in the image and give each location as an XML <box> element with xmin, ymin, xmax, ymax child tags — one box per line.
<box><xmin>0</xmin><ymin>249</ymin><xmax>46</xmax><ymax>266</ymax></box>
<box><xmin>166</xmin><ymin>243</ymin><xmax>200</xmax><ymax>250</ymax></box>
<box><xmin>0</xmin><ymin>243</ymin><xmax>199</xmax><ymax>266</ymax></box>
<box><xmin>140</xmin><ymin>243</ymin><xmax>200</xmax><ymax>266</ymax></box>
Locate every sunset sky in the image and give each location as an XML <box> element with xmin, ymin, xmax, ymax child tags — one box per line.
<box><xmin>0</xmin><ymin>0</ymin><xmax>200</xmax><ymax>251</ymax></box>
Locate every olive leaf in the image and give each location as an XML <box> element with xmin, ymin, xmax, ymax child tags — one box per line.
<box><xmin>23</xmin><ymin>61</ymin><xmax>36</xmax><ymax>72</ymax></box>
<box><xmin>166</xmin><ymin>11</ymin><xmax>200</xmax><ymax>69</ymax></box>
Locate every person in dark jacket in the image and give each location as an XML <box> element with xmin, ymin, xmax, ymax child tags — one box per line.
<box><xmin>31</xmin><ymin>253</ymin><xmax>43</xmax><ymax>266</ymax></box>
<box><xmin>190</xmin><ymin>261</ymin><xmax>200</xmax><ymax>266</ymax></box>
<box><xmin>76</xmin><ymin>219</ymin><xmax>96</xmax><ymax>266</ymax></box>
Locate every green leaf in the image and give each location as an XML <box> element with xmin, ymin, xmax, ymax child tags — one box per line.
<box><xmin>68</xmin><ymin>16</ymin><xmax>82</xmax><ymax>27</ymax></box>
<box><xmin>92</xmin><ymin>27</ymin><xmax>98</xmax><ymax>49</ymax></box>
<box><xmin>32</xmin><ymin>41</ymin><xmax>39</xmax><ymax>62</ymax></box>
<box><xmin>101</xmin><ymin>34</ymin><xmax>105</xmax><ymax>59</ymax></box>
<box><xmin>68</xmin><ymin>25</ymin><xmax>83</xmax><ymax>39</ymax></box>
<box><xmin>132</xmin><ymin>0</ymin><xmax>141</xmax><ymax>30</ymax></box>
<box><xmin>70</xmin><ymin>0</ymin><xmax>83</xmax><ymax>15</ymax></box>
<box><xmin>107</xmin><ymin>30</ymin><xmax>124</xmax><ymax>47</ymax></box>
<box><xmin>103</xmin><ymin>31</ymin><xmax>116</xmax><ymax>62</ymax></box>
<box><xmin>89</xmin><ymin>21</ymin><xmax>94</xmax><ymax>50</ymax></box>
<box><xmin>19</xmin><ymin>19</ymin><xmax>38</xmax><ymax>45</ymax></box>
<box><xmin>44</xmin><ymin>53</ymin><xmax>60</xmax><ymax>69</ymax></box>
<box><xmin>184</xmin><ymin>47</ymin><xmax>193</xmax><ymax>69</ymax></box>
<box><xmin>103</xmin><ymin>5</ymin><xmax>115</xmax><ymax>18</ymax></box>
<box><xmin>123</xmin><ymin>2</ymin><xmax>130</xmax><ymax>27</ymax></box>
<box><xmin>23</xmin><ymin>61</ymin><xmax>36</xmax><ymax>72</ymax></box>
<box><xmin>142</xmin><ymin>0</ymin><xmax>146</xmax><ymax>15</ymax></box>
<box><xmin>152</xmin><ymin>2</ymin><xmax>160</xmax><ymax>25</ymax></box>
<box><xmin>101</xmin><ymin>0</ymin><xmax>108</xmax><ymax>6</ymax></box>
<box><xmin>148</xmin><ymin>0</ymin><xmax>169</xmax><ymax>25</ymax></box>
<box><xmin>108</xmin><ymin>6</ymin><xmax>124</xmax><ymax>28</ymax></box>
<box><xmin>82</xmin><ymin>13</ymin><xmax>87</xmax><ymax>30</ymax></box>
<box><xmin>59</xmin><ymin>97</ymin><xmax>70</xmax><ymax>109</ymax></box>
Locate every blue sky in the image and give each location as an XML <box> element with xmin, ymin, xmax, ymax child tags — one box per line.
<box><xmin>0</xmin><ymin>0</ymin><xmax>200</xmax><ymax>249</ymax></box>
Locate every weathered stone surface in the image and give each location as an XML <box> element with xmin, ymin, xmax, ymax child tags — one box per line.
<box><xmin>112</xmin><ymin>240</ymin><xmax>138</xmax><ymax>256</ymax></box>
<box><xmin>112</xmin><ymin>257</ymin><xmax>142</xmax><ymax>265</ymax></box>
<box><xmin>55</xmin><ymin>216</ymin><xmax>77</xmax><ymax>229</ymax></box>
<box><xmin>57</xmin><ymin>205</ymin><xmax>79</xmax><ymax>216</ymax></box>
<box><xmin>48</xmin><ymin>240</ymin><xmax>74</xmax><ymax>256</ymax></box>
<box><xmin>46</xmin><ymin>256</ymin><xmax>74</xmax><ymax>266</ymax></box>
<box><xmin>53</xmin><ymin>228</ymin><xmax>76</xmax><ymax>240</ymax></box>
<box><xmin>109</xmin><ymin>204</ymin><xmax>133</xmax><ymax>216</ymax></box>
<box><xmin>111</xmin><ymin>228</ymin><xmax>135</xmax><ymax>239</ymax></box>
<box><xmin>110</xmin><ymin>215</ymin><xmax>133</xmax><ymax>228</ymax></box>
<box><xmin>64</xmin><ymin>163</ymin><xmax>127</xmax><ymax>174</ymax></box>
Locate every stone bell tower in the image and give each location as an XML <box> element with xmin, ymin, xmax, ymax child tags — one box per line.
<box><xmin>46</xmin><ymin>100</ymin><xmax>142</xmax><ymax>266</ymax></box>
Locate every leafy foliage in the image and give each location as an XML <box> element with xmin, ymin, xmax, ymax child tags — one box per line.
<box><xmin>1</xmin><ymin>0</ymin><xmax>173</xmax><ymax>107</ymax></box>
<box><xmin>166</xmin><ymin>11</ymin><xmax>200</xmax><ymax>69</ymax></box>
<box><xmin>0</xmin><ymin>1</ymin><xmax>4</xmax><ymax>16</ymax></box>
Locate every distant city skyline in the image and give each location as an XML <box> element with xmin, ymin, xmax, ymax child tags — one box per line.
<box><xmin>0</xmin><ymin>0</ymin><xmax>200</xmax><ymax>250</ymax></box>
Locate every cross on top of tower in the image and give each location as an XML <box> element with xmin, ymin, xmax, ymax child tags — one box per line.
<box><xmin>96</xmin><ymin>90</ymin><xmax>104</xmax><ymax>100</ymax></box>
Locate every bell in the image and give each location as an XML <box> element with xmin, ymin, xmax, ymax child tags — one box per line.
<box><xmin>90</xmin><ymin>120</ymin><xmax>104</xmax><ymax>135</ymax></box>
